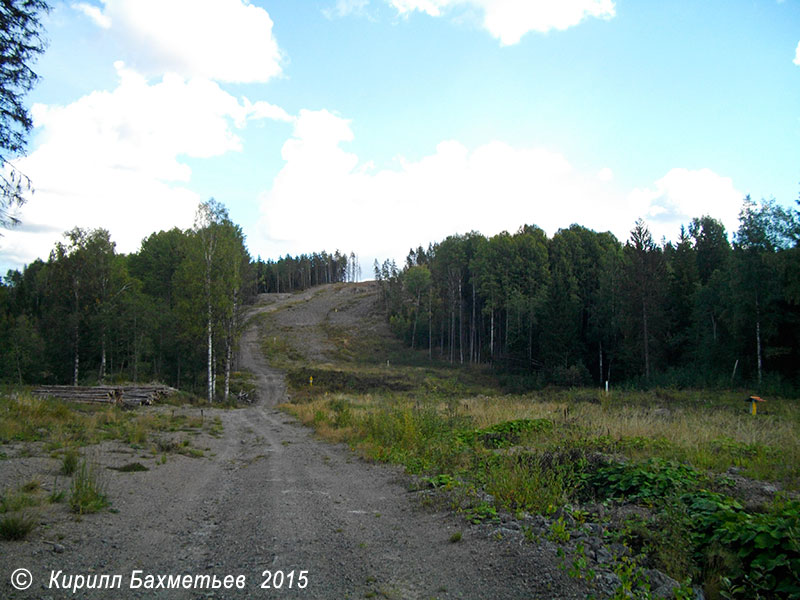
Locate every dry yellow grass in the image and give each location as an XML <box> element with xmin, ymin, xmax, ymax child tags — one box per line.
<box><xmin>284</xmin><ymin>388</ymin><xmax>800</xmax><ymax>487</ymax></box>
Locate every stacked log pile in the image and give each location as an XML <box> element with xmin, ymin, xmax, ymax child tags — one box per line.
<box><xmin>32</xmin><ymin>385</ymin><xmax>177</xmax><ymax>407</ymax></box>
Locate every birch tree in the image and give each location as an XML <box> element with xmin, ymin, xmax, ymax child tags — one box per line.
<box><xmin>177</xmin><ymin>199</ymin><xmax>250</xmax><ymax>402</ymax></box>
<box><xmin>732</xmin><ymin>197</ymin><xmax>797</xmax><ymax>386</ymax></box>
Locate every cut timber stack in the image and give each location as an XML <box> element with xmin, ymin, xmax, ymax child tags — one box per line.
<box><xmin>32</xmin><ymin>385</ymin><xmax>177</xmax><ymax>407</ymax></box>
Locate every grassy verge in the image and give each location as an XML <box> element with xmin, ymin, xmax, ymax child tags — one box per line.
<box><xmin>0</xmin><ymin>389</ymin><xmax>224</xmax><ymax>534</ymax></box>
<box><xmin>0</xmin><ymin>389</ymin><xmax>220</xmax><ymax>453</ymax></box>
<box><xmin>0</xmin><ymin>479</ymin><xmax>50</xmax><ymax>540</ymax></box>
<box><xmin>259</xmin><ymin>285</ymin><xmax>800</xmax><ymax>597</ymax></box>
<box><xmin>282</xmin><ymin>387</ymin><xmax>800</xmax><ymax>599</ymax></box>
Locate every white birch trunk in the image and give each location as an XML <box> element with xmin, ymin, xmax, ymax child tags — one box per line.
<box><xmin>207</xmin><ymin>297</ymin><xmax>213</xmax><ymax>403</ymax></box>
<box><xmin>224</xmin><ymin>333</ymin><xmax>232</xmax><ymax>404</ymax></box>
<box><xmin>99</xmin><ymin>334</ymin><xmax>106</xmax><ymax>384</ymax></box>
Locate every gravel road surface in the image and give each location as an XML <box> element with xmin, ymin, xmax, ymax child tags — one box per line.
<box><xmin>1</xmin><ymin>288</ymin><xmax>592</xmax><ymax>600</ymax></box>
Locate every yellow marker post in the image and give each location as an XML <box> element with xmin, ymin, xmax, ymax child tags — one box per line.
<box><xmin>309</xmin><ymin>376</ymin><xmax>313</xmax><ymax>387</ymax></box>
<box><xmin>748</xmin><ymin>395</ymin><xmax>763</xmax><ymax>415</ymax></box>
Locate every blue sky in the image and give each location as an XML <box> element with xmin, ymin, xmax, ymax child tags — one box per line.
<box><xmin>2</xmin><ymin>0</ymin><xmax>799</xmax><ymax>274</ymax></box>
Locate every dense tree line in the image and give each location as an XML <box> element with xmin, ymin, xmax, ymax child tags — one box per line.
<box><xmin>377</xmin><ymin>196</ymin><xmax>800</xmax><ymax>391</ymax></box>
<box><xmin>0</xmin><ymin>200</ymin><xmax>255</xmax><ymax>401</ymax></box>
<box><xmin>253</xmin><ymin>251</ymin><xmax>360</xmax><ymax>294</ymax></box>
<box><xmin>0</xmin><ymin>199</ymin><xmax>362</xmax><ymax>397</ymax></box>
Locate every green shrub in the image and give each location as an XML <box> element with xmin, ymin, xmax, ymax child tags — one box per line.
<box><xmin>590</xmin><ymin>459</ymin><xmax>800</xmax><ymax>598</ymax></box>
<box><xmin>329</xmin><ymin>398</ymin><xmax>352</xmax><ymax>427</ymax></box>
<box><xmin>588</xmin><ymin>458</ymin><xmax>700</xmax><ymax>502</ymax></box>
<box><xmin>463</xmin><ymin>501</ymin><xmax>498</xmax><ymax>524</ymax></box>
<box><xmin>456</xmin><ymin>418</ymin><xmax>553</xmax><ymax>449</ymax></box>
<box><xmin>682</xmin><ymin>492</ymin><xmax>800</xmax><ymax>599</ymax></box>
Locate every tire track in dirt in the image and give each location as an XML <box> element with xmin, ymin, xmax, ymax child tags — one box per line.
<box><xmin>189</xmin><ymin>288</ymin><xmax>592</xmax><ymax>599</ymax></box>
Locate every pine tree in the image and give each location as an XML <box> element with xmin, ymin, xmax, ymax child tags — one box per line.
<box><xmin>0</xmin><ymin>0</ymin><xmax>50</xmax><ymax>228</ymax></box>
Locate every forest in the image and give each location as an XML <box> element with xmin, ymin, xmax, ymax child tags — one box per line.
<box><xmin>0</xmin><ymin>199</ymin><xmax>357</xmax><ymax>397</ymax></box>
<box><xmin>2</xmin><ymin>194</ymin><xmax>799</xmax><ymax>396</ymax></box>
<box><xmin>375</xmin><ymin>195</ymin><xmax>800</xmax><ymax>393</ymax></box>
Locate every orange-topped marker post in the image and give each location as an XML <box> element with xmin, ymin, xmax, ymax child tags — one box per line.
<box><xmin>746</xmin><ymin>395</ymin><xmax>764</xmax><ymax>415</ymax></box>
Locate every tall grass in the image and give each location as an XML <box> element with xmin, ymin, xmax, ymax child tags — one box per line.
<box><xmin>287</xmin><ymin>388</ymin><xmax>800</xmax><ymax>490</ymax></box>
<box><xmin>283</xmin><ymin>387</ymin><xmax>800</xmax><ymax>599</ymax></box>
<box><xmin>0</xmin><ymin>390</ymin><xmax>221</xmax><ymax>450</ymax></box>
<box><xmin>69</xmin><ymin>459</ymin><xmax>108</xmax><ymax>514</ymax></box>
<box><xmin>0</xmin><ymin>512</ymin><xmax>37</xmax><ymax>540</ymax></box>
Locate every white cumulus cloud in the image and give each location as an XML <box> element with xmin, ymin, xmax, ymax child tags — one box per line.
<box><xmin>254</xmin><ymin>111</ymin><xmax>745</xmax><ymax>268</ymax></box>
<box><xmin>794</xmin><ymin>40</ymin><xmax>800</xmax><ymax>66</ymax></box>
<box><xmin>389</xmin><ymin>0</ymin><xmax>616</xmax><ymax>44</ymax></box>
<box><xmin>627</xmin><ymin>168</ymin><xmax>743</xmax><ymax>240</ymax></box>
<box><xmin>256</xmin><ymin>109</ymin><xmax>636</xmax><ymax>264</ymax></box>
<box><xmin>73</xmin><ymin>0</ymin><xmax>283</xmax><ymax>83</ymax></box>
<box><xmin>3</xmin><ymin>64</ymin><xmax>292</xmax><ymax>268</ymax></box>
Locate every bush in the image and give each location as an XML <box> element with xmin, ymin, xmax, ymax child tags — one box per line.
<box><xmin>682</xmin><ymin>492</ymin><xmax>800</xmax><ymax>599</ymax></box>
<box><xmin>587</xmin><ymin>458</ymin><xmax>700</xmax><ymax>502</ymax></box>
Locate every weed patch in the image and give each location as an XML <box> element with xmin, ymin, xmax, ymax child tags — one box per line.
<box><xmin>1</xmin><ymin>488</ymin><xmax>43</xmax><ymax>513</ymax></box>
<box><xmin>457</xmin><ymin>418</ymin><xmax>553</xmax><ymax>448</ymax></box>
<box><xmin>283</xmin><ymin>386</ymin><xmax>800</xmax><ymax>599</ymax></box>
<box><xmin>587</xmin><ymin>458</ymin><xmax>701</xmax><ymax>502</ymax></box>
<box><xmin>69</xmin><ymin>459</ymin><xmax>108</xmax><ymax>514</ymax></box>
<box><xmin>0</xmin><ymin>512</ymin><xmax>37</xmax><ymax>540</ymax></box>
<box><xmin>0</xmin><ymin>390</ymin><xmax>215</xmax><ymax>453</ymax></box>
<box><xmin>681</xmin><ymin>492</ymin><xmax>800</xmax><ymax>598</ymax></box>
<box><xmin>61</xmin><ymin>448</ymin><xmax>79</xmax><ymax>475</ymax></box>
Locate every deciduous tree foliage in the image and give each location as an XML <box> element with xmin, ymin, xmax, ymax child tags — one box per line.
<box><xmin>1</xmin><ymin>195</ymin><xmax>798</xmax><ymax>393</ymax></box>
<box><xmin>0</xmin><ymin>199</ymin><xmax>360</xmax><ymax>395</ymax></box>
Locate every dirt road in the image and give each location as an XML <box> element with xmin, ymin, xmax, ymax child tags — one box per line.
<box><xmin>1</xmin><ymin>288</ymin><xmax>591</xmax><ymax>600</ymax></box>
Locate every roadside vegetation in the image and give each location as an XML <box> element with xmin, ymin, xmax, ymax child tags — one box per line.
<box><xmin>285</xmin><ymin>382</ymin><xmax>800</xmax><ymax>599</ymax></box>
<box><xmin>0</xmin><ymin>388</ymin><xmax>222</xmax><ymax>535</ymax></box>
<box><xmin>0</xmin><ymin>389</ymin><xmax>219</xmax><ymax>452</ymax></box>
<box><xmin>264</xmin><ymin>285</ymin><xmax>800</xmax><ymax>599</ymax></box>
